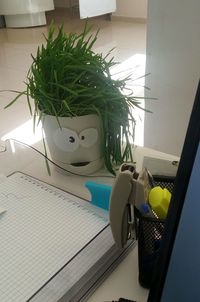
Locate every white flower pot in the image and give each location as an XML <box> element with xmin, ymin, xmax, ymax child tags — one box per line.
<box><xmin>42</xmin><ymin>114</ymin><xmax>104</xmax><ymax>175</ymax></box>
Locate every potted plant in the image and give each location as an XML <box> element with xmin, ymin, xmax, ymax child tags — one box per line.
<box><xmin>5</xmin><ymin>23</ymin><xmax>145</xmax><ymax>175</ymax></box>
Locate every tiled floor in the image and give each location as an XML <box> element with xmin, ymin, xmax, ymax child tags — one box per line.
<box><xmin>0</xmin><ymin>8</ymin><xmax>146</xmax><ymax>148</ymax></box>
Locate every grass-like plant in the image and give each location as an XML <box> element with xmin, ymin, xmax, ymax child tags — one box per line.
<box><xmin>6</xmin><ymin>23</ymin><xmax>146</xmax><ymax>174</ymax></box>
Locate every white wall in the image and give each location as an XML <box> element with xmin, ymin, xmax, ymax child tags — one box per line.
<box><xmin>144</xmin><ymin>0</ymin><xmax>200</xmax><ymax>156</ymax></box>
<box><xmin>112</xmin><ymin>0</ymin><xmax>147</xmax><ymax>20</ymax></box>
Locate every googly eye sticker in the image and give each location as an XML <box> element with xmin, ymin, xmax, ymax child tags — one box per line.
<box><xmin>79</xmin><ymin>128</ymin><xmax>98</xmax><ymax>148</ymax></box>
<box><xmin>53</xmin><ymin>128</ymin><xmax>79</xmax><ymax>152</ymax></box>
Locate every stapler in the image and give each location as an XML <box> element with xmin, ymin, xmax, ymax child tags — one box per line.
<box><xmin>109</xmin><ymin>163</ymin><xmax>153</xmax><ymax>249</ymax></box>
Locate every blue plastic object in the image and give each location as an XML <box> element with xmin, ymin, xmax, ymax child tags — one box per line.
<box><xmin>140</xmin><ymin>203</ymin><xmax>151</xmax><ymax>214</ymax></box>
<box><xmin>85</xmin><ymin>181</ymin><xmax>112</xmax><ymax>211</ymax></box>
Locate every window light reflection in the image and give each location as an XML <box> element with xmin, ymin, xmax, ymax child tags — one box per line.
<box><xmin>1</xmin><ymin>118</ymin><xmax>43</xmax><ymax>153</ymax></box>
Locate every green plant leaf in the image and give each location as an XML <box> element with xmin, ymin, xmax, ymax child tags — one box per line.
<box><xmin>4</xmin><ymin>91</ymin><xmax>27</xmax><ymax>109</ymax></box>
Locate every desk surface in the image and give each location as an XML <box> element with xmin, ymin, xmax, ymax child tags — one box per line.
<box><xmin>0</xmin><ymin>140</ymin><xmax>179</xmax><ymax>302</ymax></box>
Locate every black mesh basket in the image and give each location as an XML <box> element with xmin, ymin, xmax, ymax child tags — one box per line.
<box><xmin>134</xmin><ymin>175</ymin><xmax>175</xmax><ymax>288</ymax></box>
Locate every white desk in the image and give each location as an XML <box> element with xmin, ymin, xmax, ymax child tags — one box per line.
<box><xmin>0</xmin><ymin>140</ymin><xmax>179</xmax><ymax>302</ymax></box>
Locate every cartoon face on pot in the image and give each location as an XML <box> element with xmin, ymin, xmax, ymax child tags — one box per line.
<box><xmin>43</xmin><ymin>114</ymin><xmax>103</xmax><ymax>170</ymax></box>
<box><xmin>53</xmin><ymin>127</ymin><xmax>100</xmax><ymax>166</ymax></box>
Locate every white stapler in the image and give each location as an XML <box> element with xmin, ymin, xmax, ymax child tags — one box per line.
<box><xmin>109</xmin><ymin>163</ymin><xmax>153</xmax><ymax>249</ymax></box>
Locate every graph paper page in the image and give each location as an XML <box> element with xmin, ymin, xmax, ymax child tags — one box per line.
<box><xmin>0</xmin><ymin>173</ymin><xmax>109</xmax><ymax>302</ymax></box>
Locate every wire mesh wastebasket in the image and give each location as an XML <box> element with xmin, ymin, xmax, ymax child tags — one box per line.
<box><xmin>134</xmin><ymin>175</ymin><xmax>175</xmax><ymax>288</ymax></box>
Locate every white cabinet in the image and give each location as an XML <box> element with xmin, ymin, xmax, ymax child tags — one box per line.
<box><xmin>0</xmin><ymin>0</ymin><xmax>54</xmax><ymax>27</ymax></box>
<box><xmin>79</xmin><ymin>0</ymin><xmax>116</xmax><ymax>19</ymax></box>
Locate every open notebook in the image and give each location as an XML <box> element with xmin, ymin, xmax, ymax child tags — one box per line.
<box><xmin>0</xmin><ymin>172</ymin><xmax>134</xmax><ymax>302</ymax></box>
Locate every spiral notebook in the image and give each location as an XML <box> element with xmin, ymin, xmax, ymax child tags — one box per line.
<box><xmin>0</xmin><ymin>172</ymin><xmax>130</xmax><ymax>302</ymax></box>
